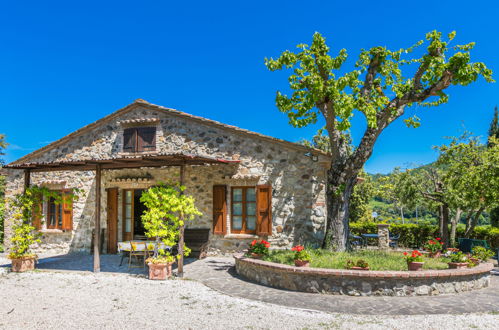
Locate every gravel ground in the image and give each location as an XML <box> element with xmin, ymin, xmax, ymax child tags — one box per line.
<box><xmin>0</xmin><ymin>271</ymin><xmax>498</xmax><ymax>330</ymax></box>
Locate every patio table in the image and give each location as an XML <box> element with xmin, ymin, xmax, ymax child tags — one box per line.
<box><xmin>361</xmin><ymin>233</ymin><xmax>379</xmax><ymax>247</ymax></box>
<box><xmin>118</xmin><ymin>241</ymin><xmax>170</xmax><ymax>253</ymax></box>
<box><xmin>118</xmin><ymin>241</ymin><xmax>171</xmax><ymax>267</ymax></box>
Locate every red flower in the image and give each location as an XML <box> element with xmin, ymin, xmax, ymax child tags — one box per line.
<box><xmin>403</xmin><ymin>252</ymin><xmax>408</xmax><ymax>256</ymax></box>
<box><xmin>291</xmin><ymin>245</ymin><xmax>304</xmax><ymax>252</ymax></box>
<box><xmin>436</xmin><ymin>237</ymin><xmax>441</xmax><ymax>241</ymax></box>
<box><xmin>264</xmin><ymin>243</ymin><xmax>270</xmax><ymax>248</ymax></box>
<box><xmin>251</xmin><ymin>240</ymin><xmax>257</xmax><ymax>246</ymax></box>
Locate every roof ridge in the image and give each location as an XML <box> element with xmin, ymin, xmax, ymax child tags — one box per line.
<box><xmin>9</xmin><ymin>99</ymin><xmax>330</xmax><ymax>165</ymax></box>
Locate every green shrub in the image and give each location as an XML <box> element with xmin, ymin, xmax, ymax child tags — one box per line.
<box><xmin>349</xmin><ymin>223</ymin><xmax>499</xmax><ymax>249</ymax></box>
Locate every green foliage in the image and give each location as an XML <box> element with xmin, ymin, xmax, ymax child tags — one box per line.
<box><xmin>299</xmin><ymin>127</ymin><xmax>332</xmax><ymax>153</ymax></box>
<box><xmin>471</xmin><ymin>246</ymin><xmax>495</xmax><ymax>262</ymax></box>
<box><xmin>265</xmin><ymin>31</ymin><xmax>492</xmax><ymax>131</ymax></box>
<box><xmin>8</xmin><ymin>186</ymin><xmax>80</xmax><ymax>259</ymax></box>
<box><xmin>437</xmin><ymin>135</ymin><xmax>499</xmax><ymax>214</ymax></box>
<box><xmin>345</xmin><ymin>259</ymin><xmax>369</xmax><ymax>269</ymax></box>
<box><xmin>349</xmin><ymin>222</ymin><xmax>499</xmax><ymax>249</ymax></box>
<box><xmin>449</xmin><ymin>251</ymin><xmax>468</xmax><ymax>263</ymax></box>
<box><xmin>140</xmin><ymin>182</ymin><xmax>202</xmax><ymax>260</ymax></box>
<box><xmin>349</xmin><ymin>172</ymin><xmax>375</xmax><ymax>222</ymax></box>
<box><xmin>263</xmin><ymin>249</ymin><xmax>448</xmax><ymax>271</ymax></box>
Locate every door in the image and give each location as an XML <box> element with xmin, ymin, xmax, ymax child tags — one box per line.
<box><xmin>106</xmin><ymin>188</ymin><xmax>119</xmax><ymax>254</ymax></box>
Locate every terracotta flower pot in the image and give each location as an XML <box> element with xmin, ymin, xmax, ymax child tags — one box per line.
<box><xmin>11</xmin><ymin>256</ymin><xmax>36</xmax><ymax>273</ymax></box>
<box><xmin>350</xmin><ymin>266</ymin><xmax>369</xmax><ymax>271</ymax></box>
<box><xmin>148</xmin><ymin>262</ymin><xmax>173</xmax><ymax>280</ymax></box>
<box><xmin>448</xmin><ymin>262</ymin><xmax>468</xmax><ymax>269</ymax></box>
<box><xmin>250</xmin><ymin>253</ymin><xmax>263</xmax><ymax>259</ymax></box>
<box><xmin>407</xmin><ymin>261</ymin><xmax>424</xmax><ymax>271</ymax></box>
<box><xmin>294</xmin><ymin>259</ymin><xmax>310</xmax><ymax>267</ymax></box>
<box><xmin>429</xmin><ymin>251</ymin><xmax>442</xmax><ymax>258</ymax></box>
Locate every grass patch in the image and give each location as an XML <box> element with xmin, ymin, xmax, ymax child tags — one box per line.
<box><xmin>262</xmin><ymin>249</ymin><xmax>450</xmax><ymax>271</ymax></box>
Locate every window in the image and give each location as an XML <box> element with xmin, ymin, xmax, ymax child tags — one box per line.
<box><xmin>34</xmin><ymin>190</ymin><xmax>73</xmax><ymax>231</ymax></box>
<box><xmin>231</xmin><ymin>187</ymin><xmax>257</xmax><ymax>234</ymax></box>
<box><xmin>47</xmin><ymin>193</ymin><xmax>63</xmax><ymax>229</ymax></box>
<box><xmin>123</xmin><ymin>127</ymin><xmax>156</xmax><ymax>153</ymax></box>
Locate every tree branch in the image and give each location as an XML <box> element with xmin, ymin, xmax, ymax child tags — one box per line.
<box><xmin>360</xmin><ymin>54</ymin><xmax>381</xmax><ymax>98</ymax></box>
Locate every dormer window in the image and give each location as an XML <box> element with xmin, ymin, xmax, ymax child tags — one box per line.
<box><xmin>123</xmin><ymin>127</ymin><xmax>156</xmax><ymax>153</ymax></box>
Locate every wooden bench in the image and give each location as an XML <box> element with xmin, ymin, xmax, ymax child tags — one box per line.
<box><xmin>182</xmin><ymin>228</ymin><xmax>211</xmax><ymax>259</ymax></box>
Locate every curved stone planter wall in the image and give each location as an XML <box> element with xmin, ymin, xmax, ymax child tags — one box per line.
<box><xmin>234</xmin><ymin>255</ymin><xmax>493</xmax><ymax>296</ymax></box>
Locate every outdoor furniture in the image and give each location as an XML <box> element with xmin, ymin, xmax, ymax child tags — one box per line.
<box><xmin>348</xmin><ymin>234</ymin><xmax>365</xmax><ymax>250</ymax></box>
<box><xmin>129</xmin><ymin>241</ymin><xmax>148</xmax><ymax>268</ymax></box>
<box><xmin>182</xmin><ymin>228</ymin><xmax>210</xmax><ymax>259</ymax></box>
<box><xmin>457</xmin><ymin>238</ymin><xmax>490</xmax><ymax>253</ymax></box>
<box><xmin>361</xmin><ymin>233</ymin><xmax>379</xmax><ymax>247</ymax></box>
<box><xmin>389</xmin><ymin>234</ymin><xmax>400</xmax><ymax>248</ymax></box>
<box><xmin>118</xmin><ymin>241</ymin><xmax>170</xmax><ymax>267</ymax></box>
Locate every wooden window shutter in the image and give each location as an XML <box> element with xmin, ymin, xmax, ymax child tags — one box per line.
<box><xmin>61</xmin><ymin>190</ymin><xmax>73</xmax><ymax>231</ymax></box>
<box><xmin>212</xmin><ymin>185</ymin><xmax>227</xmax><ymax>235</ymax></box>
<box><xmin>256</xmin><ymin>185</ymin><xmax>272</xmax><ymax>236</ymax></box>
<box><xmin>123</xmin><ymin>128</ymin><xmax>136</xmax><ymax>152</ymax></box>
<box><xmin>32</xmin><ymin>194</ymin><xmax>43</xmax><ymax>230</ymax></box>
<box><xmin>137</xmin><ymin>127</ymin><xmax>156</xmax><ymax>152</ymax></box>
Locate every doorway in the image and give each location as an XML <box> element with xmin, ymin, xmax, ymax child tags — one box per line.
<box><xmin>122</xmin><ymin>189</ymin><xmax>148</xmax><ymax>241</ymax></box>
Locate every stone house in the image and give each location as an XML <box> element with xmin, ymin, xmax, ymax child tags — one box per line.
<box><xmin>3</xmin><ymin>99</ymin><xmax>329</xmax><ymax>257</ymax></box>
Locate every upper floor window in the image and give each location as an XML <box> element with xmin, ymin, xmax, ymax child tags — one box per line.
<box><xmin>123</xmin><ymin>127</ymin><xmax>156</xmax><ymax>153</ymax></box>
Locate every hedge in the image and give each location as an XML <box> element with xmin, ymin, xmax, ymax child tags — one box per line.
<box><xmin>350</xmin><ymin>223</ymin><xmax>499</xmax><ymax>249</ymax></box>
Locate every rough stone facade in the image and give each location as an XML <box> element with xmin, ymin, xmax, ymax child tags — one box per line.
<box><xmin>4</xmin><ymin>100</ymin><xmax>329</xmax><ymax>255</ymax></box>
<box><xmin>235</xmin><ymin>256</ymin><xmax>493</xmax><ymax>296</ymax></box>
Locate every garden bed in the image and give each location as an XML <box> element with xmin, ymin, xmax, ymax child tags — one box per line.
<box><xmin>234</xmin><ymin>254</ymin><xmax>493</xmax><ymax>296</ymax></box>
<box><xmin>262</xmin><ymin>250</ymin><xmax>449</xmax><ymax>271</ymax></box>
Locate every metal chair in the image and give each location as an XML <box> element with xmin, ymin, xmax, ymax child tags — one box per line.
<box><xmin>129</xmin><ymin>241</ymin><xmax>147</xmax><ymax>269</ymax></box>
<box><xmin>389</xmin><ymin>234</ymin><xmax>400</xmax><ymax>248</ymax></box>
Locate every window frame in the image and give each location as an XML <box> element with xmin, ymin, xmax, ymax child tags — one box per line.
<box><xmin>230</xmin><ymin>186</ymin><xmax>257</xmax><ymax>234</ymax></box>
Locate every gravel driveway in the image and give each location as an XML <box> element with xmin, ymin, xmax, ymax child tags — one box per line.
<box><xmin>0</xmin><ymin>271</ymin><xmax>498</xmax><ymax>329</ymax></box>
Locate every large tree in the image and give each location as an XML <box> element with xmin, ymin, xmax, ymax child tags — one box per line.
<box><xmin>487</xmin><ymin>106</ymin><xmax>499</xmax><ymax>227</ymax></box>
<box><xmin>266</xmin><ymin>31</ymin><xmax>492</xmax><ymax>250</ymax></box>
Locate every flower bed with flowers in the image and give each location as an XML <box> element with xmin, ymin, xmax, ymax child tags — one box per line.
<box><xmin>235</xmin><ymin>245</ymin><xmax>494</xmax><ymax>296</ymax></box>
<box><xmin>262</xmin><ymin>249</ymin><xmax>449</xmax><ymax>271</ymax></box>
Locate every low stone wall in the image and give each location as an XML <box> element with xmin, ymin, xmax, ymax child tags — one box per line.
<box><xmin>234</xmin><ymin>255</ymin><xmax>493</xmax><ymax>296</ymax></box>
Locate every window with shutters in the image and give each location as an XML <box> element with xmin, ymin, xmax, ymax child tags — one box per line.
<box><xmin>123</xmin><ymin>126</ymin><xmax>156</xmax><ymax>153</ymax></box>
<box><xmin>34</xmin><ymin>190</ymin><xmax>73</xmax><ymax>231</ymax></box>
<box><xmin>231</xmin><ymin>187</ymin><xmax>257</xmax><ymax>234</ymax></box>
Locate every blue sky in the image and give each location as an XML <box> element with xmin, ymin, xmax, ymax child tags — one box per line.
<box><xmin>0</xmin><ymin>0</ymin><xmax>497</xmax><ymax>173</ymax></box>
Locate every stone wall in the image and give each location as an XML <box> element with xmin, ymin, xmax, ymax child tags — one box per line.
<box><xmin>4</xmin><ymin>103</ymin><xmax>329</xmax><ymax>255</ymax></box>
<box><xmin>235</xmin><ymin>255</ymin><xmax>493</xmax><ymax>296</ymax></box>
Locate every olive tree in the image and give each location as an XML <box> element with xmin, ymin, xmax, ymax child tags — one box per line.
<box><xmin>266</xmin><ymin>31</ymin><xmax>492</xmax><ymax>250</ymax></box>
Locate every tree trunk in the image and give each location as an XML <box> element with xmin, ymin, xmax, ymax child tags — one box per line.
<box><xmin>438</xmin><ymin>203</ymin><xmax>450</xmax><ymax>248</ymax></box>
<box><xmin>322</xmin><ymin>168</ymin><xmax>357</xmax><ymax>251</ymax></box>
<box><xmin>450</xmin><ymin>208</ymin><xmax>462</xmax><ymax>248</ymax></box>
<box><xmin>400</xmin><ymin>206</ymin><xmax>405</xmax><ymax>224</ymax></box>
<box><xmin>464</xmin><ymin>207</ymin><xmax>485</xmax><ymax>237</ymax></box>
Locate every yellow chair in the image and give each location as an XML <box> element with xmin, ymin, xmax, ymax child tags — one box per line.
<box><xmin>129</xmin><ymin>241</ymin><xmax>147</xmax><ymax>269</ymax></box>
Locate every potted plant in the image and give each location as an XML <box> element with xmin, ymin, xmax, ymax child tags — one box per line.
<box><xmin>146</xmin><ymin>253</ymin><xmax>175</xmax><ymax>280</ymax></box>
<box><xmin>140</xmin><ymin>182</ymin><xmax>201</xmax><ymax>280</ymax></box>
<box><xmin>404</xmin><ymin>250</ymin><xmax>424</xmax><ymax>271</ymax></box>
<box><xmin>423</xmin><ymin>237</ymin><xmax>444</xmax><ymax>258</ymax></box>
<box><xmin>247</xmin><ymin>240</ymin><xmax>270</xmax><ymax>259</ymax></box>
<box><xmin>448</xmin><ymin>251</ymin><xmax>469</xmax><ymax>269</ymax></box>
<box><xmin>345</xmin><ymin>259</ymin><xmax>369</xmax><ymax>270</ymax></box>
<box><xmin>291</xmin><ymin>245</ymin><xmax>312</xmax><ymax>267</ymax></box>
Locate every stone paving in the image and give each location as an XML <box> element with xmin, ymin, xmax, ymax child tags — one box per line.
<box><xmin>1</xmin><ymin>253</ymin><xmax>499</xmax><ymax>315</ymax></box>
